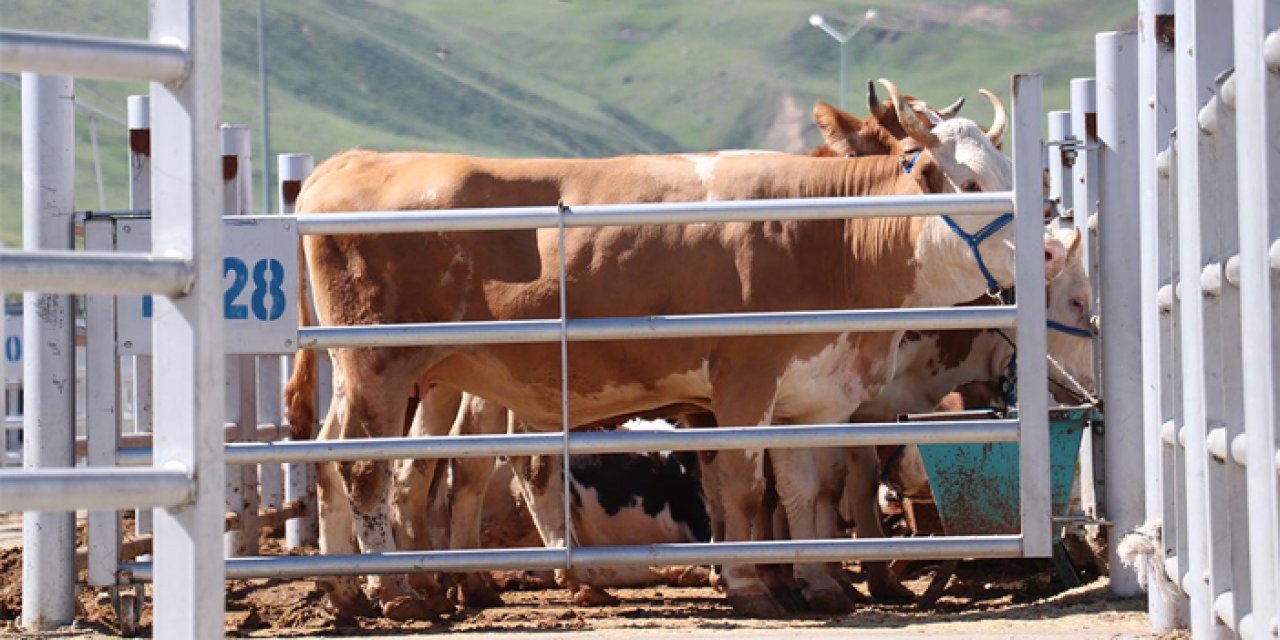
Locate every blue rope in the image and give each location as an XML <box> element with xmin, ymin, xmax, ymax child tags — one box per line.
<box><xmin>1047</xmin><ymin>319</ymin><xmax>1095</xmax><ymax>339</ymax></box>
<box><xmin>941</xmin><ymin>213</ymin><xmax>1015</xmax><ymax>296</ymax></box>
<box><xmin>900</xmin><ymin>151</ymin><xmax>923</xmax><ymax>174</ymax></box>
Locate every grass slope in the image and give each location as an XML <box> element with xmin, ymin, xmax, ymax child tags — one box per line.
<box><xmin>0</xmin><ymin>0</ymin><xmax>1135</xmax><ymax>246</ymax></box>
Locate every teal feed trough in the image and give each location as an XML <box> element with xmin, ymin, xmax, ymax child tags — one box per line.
<box><xmin>917</xmin><ymin>407</ymin><xmax>1094</xmax><ymax>535</ymax></box>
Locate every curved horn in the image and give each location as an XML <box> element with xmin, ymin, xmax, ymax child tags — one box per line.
<box><xmin>878</xmin><ymin>78</ymin><xmax>939</xmax><ymax>148</ymax></box>
<box><xmin>935</xmin><ymin>95</ymin><xmax>966</xmax><ymax>118</ymax></box>
<box><xmin>979</xmin><ymin>89</ymin><xmax>1007</xmax><ymax>147</ymax></box>
<box><xmin>866</xmin><ymin>80</ymin><xmax>888</xmax><ymax>120</ymax></box>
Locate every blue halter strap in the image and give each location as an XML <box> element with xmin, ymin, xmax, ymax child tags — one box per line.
<box><xmin>1047</xmin><ymin>319</ymin><xmax>1096</xmax><ymax>339</ymax></box>
<box><xmin>879</xmin><ymin>444</ymin><xmax>907</xmax><ymax>484</ymax></box>
<box><xmin>941</xmin><ymin>213</ymin><xmax>1015</xmax><ymax>297</ymax></box>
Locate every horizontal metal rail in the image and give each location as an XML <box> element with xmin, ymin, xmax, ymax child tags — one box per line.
<box><xmin>300</xmin><ymin>306</ymin><xmax>1018</xmax><ymax>350</ymax></box>
<box><xmin>73</xmin><ymin>423</ymin><xmax>281</xmax><ymax>459</ymax></box>
<box><xmin>0</xmin><ymin>249</ymin><xmax>192</xmax><ymax>296</ymax></box>
<box><xmin>0</xmin><ymin>468</ymin><xmax>192</xmax><ymax>511</ymax></box>
<box><xmin>0</xmin><ymin>28</ymin><xmax>190</xmax><ymax>83</ymax></box>
<box><xmin>112</xmin><ymin>420</ymin><xmax>1020</xmax><ymax>466</ymax></box>
<box><xmin>295</xmin><ymin>191</ymin><xmax>1015</xmax><ymax>235</ymax></box>
<box><xmin>120</xmin><ymin>534</ymin><xmax>1024</xmax><ymax>582</ymax></box>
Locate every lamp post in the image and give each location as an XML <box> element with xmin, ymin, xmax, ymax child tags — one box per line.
<box><xmin>809</xmin><ymin>8</ymin><xmax>878</xmax><ymax>111</ymax></box>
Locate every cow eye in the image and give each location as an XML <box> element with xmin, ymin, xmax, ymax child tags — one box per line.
<box><xmin>962</xmin><ymin>181</ymin><xmax>982</xmax><ymax>192</ymax></box>
<box><xmin>1070</xmin><ymin>297</ymin><xmax>1086</xmax><ymax>314</ymax></box>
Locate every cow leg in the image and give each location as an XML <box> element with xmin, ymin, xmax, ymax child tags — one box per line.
<box><xmin>507</xmin><ymin>452</ymin><xmax>620</xmax><ymax>606</ymax></box>
<box><xmin>391</xmin><ymin>384</ymin><xmax>461</xmax><ymax>616</ymax></box>
<box><xmin>314</xmin><ymin>396</ymin><xmax>378</xmax><ymax>618</ymax></box>
<box><xmin>337</xmin><ymin>373</ymin><xmax>438</xmax><ymax>622</ymax></box>
<box><xmin>771</xmin><ymin>443</ymin><xmax>856</xmax><ymax>613</ymax></box>
<box><xmin>446</xmin><ymin>394</ymin><xmax>504</xmax><ymax>609</ymax></box>
<box><xmin>845</xmin><ymin>446</ymin><xmax>914</xmax><ymax>602</ymax></box>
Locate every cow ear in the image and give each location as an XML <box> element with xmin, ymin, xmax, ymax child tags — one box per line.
<box><xmin>1044</xmin><ymin>235</ymin><xmax>1069</xmax><ymax>281</ymax></box>
<box><xmin>813</xmin><ymin>100</ymin><xmax>860</xmax><ymax>157</ymax></box>
<box><xmin>1066</xmin><ymin>227</ymin><xmax>1082</xmax><ymax>260</ymax></box>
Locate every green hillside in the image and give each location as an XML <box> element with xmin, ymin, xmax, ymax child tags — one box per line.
<box><xmin>0</xmin><ymin>0</ymin><xmax>1136</xmax><ymax>246</ymax></box>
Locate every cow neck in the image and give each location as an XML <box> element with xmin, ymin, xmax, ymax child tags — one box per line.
<box><xmin>906</xmin><ymin>208</ymin><xmax>1015</xmax><ymax>308</ymax></box>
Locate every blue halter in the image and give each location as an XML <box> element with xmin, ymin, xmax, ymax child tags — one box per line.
<box><xmin>900</xmin><ymin>151</ymin><xmax>1013</xmax><ymax>296</ymax></box>
<box><xmin>1047</xmin><ymin>319</ymin><xmax>1096</xmax><ymax>339</ymax></box>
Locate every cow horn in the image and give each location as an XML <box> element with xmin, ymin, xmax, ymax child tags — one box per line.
<box><xmin>979</xmin><ymin>89</ymin><xmax>1007</xmax><ymax>147</ymax></box>
<box><xmin>866</xmin><ymin>80</ymin><xmax>888</xmax><ymax>119</ymax></box>
<box><xmin>879</xmin><ymin>78</ymin><xmax>939</xmax><ymax>148</ymax></box>
<box><xmin>935</xmin><ymin>95</ymin><xmax>966</xmax><ymax>118</ymax></box>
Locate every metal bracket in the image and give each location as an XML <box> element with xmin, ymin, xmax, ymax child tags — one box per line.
<box><xmin>109</xmin><ymin>578</ymin><xmax>144</xmax><ymax>636</ymax></box>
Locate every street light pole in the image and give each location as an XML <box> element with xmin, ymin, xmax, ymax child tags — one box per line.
<box><xmin>809</xmin><ymin>9</ymin><xmax>878</xmax><ymax>111</ymax></box>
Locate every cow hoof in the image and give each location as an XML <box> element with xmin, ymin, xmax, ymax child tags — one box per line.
<box><xmin>726</xmin><ymin>590</ymin><xmax>789</xmax><ymax>619</ymax></box>
<box><xmin>572</xmin><ymin>585</ymin><xmax>621</xmax><ymax>607</ymax></box>
<box><xmin>767</xmin><ymin>584</ymin><xmax>807</xmax><ymax>614</ymax></box>
<box><xmin>838</xmin><ymin>577</ymin><xmax>871</xmax><ymax>605</ymax></box>
<box><xmin>869</xmin><ymin>579</ymin><xmax>916</xmax><ymax>603</ymax></box>
<box><xmin>381</xmin><ymin>595</ymin><xmax>440</xmax><ymax>622</ymax></box>
<box><xmin>318</xmin><ymin>577</ymin><xmax>379</xmax><ymax>619</ymax></box>
<box><xmin>458</xmin><ymin>582</ymin><xmax>505</xmax><ymax>609</ymax></box>
<box><xmin>670</xmin><ymin>565</ymin><xmax>713</xmax><ymax>588</ymax></box>
<box><xmin>424</xmin><ymin>591</ymin><xmax>460</xmax><ymax>617</ymax></box>
<box><xmin>801</xmin><ymin>585</ymin><xmax>856</xmax><ymax>614</ymax></box>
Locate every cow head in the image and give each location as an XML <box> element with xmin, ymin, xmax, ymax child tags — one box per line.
<box><xmin>878</xmin><ymin>79</ymin><xmax>1063</xmax><ymax>297</ymax></box>
<box><xmin>983</xmin><ymin>227</ymin><xmax>1096</xmax><ymax>406</ymax></box>
<box><xmin>1041</xmin><ymin>227</ymin><xmax>1096</xmax><ymax>401</ymax></box>
<box><xmin>811</xmin><ymin>83</ymin><xmax>966</xmax><ymax>158</ymax></box>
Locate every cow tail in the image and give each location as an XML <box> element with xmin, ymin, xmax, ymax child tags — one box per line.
<box><xmin>284</xmin><ymin>237</ymin><xmax>319</xmax><ymax>440</ymax></box>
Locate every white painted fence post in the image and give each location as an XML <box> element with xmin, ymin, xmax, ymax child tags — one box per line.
<box><xmin>1232</xmin><ymin>0</ymin><xmax>1280</xmax><ymax>636</ymax></box>
<box><xmin>279</xmin><ymin>152</ymin><xmax>318</xmax><ymax>549</ymax></box>
<box><xmin>127</xmin><ymin>94</ymin><xmax>154</xmax><ymax>542</ymax></box>
<box><xmin>1096</xmin><ymin>30</ymin><xmax>1146</xmax><ymax>599</ymax></box>
<box><xmin>1069</xmin><ymin>76</ymin><xmax>1106</xmax><ymax>538</ymax></box>
<box><xmin>85</xmin><ymin>215</ymin><xmax>121</xmax><ymax>588</ymax></box>
<box><xmin>1012</xmin><ymin>74</ymin><xmax>1052</xmax><ymax>558</ymax></box>
<box><xmin>222</xmin><ymin>124</ymin><xmax>260</xmax><ymax>557</ymax></box>
<box><xmin>1174</xmin><ymin>0</ymin><xmax>1239</xmax><ymax>635</ymax></box>
<box><xmin>149</xmin><ymin>0</ymin><xmax>226</xmax><ymax>636</ymax></box>
<box><xmin>1046</xmin><ymin>110</ymin><xmax>1074</xmax><ymax>231</ymax></box>
<box><xmin>1138</xmin><ymin>0</ymin><xmax>1188</xmax><ymax>629</ymax></box>
<box><xmin>19</xmin><ymin>72</ymin><xmax>77</xmax><ymax>632</ymax></box>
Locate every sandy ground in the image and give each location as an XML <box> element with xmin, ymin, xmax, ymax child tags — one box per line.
<box><xmin>0</xmin><ymin>514</ymin><xmax>1181</xmax><ymax>639</ymax></box>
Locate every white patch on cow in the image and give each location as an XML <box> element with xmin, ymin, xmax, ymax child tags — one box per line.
<box><xmin>680</xmin><ymin>154</ymin><xmax>721</xmax><ymax>201</ymax></box>
<box><xmin>620</xmin><ymin>418</ymin><xmax>677</xmax><ymax>431</ymax></box>
<box><xmin>571</xmin><ymin>483</ymin><xmax>700</xmax><ymax>547</ymax></box>
<box><xmin>774</xmin><ymin>334</ymin><xmax>884</xmax><ymax>421</ymax></box>
<box><xmin>421</xmin><ymin>187</ymin><xmax>440</xmax><ymax>204</ymax></box>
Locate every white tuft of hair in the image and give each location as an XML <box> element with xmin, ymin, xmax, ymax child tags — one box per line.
<box><xmin>1117</xmin><ymin>518</ymin><xmax>1182</xmax><ymax>602</ymax></box>
<box><xmin>620</xmin><ymin>418</ymin><xmax>677</xmax><ymax>431</ymax></box>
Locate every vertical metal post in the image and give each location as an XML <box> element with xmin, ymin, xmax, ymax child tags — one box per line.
<box><xmin>1139</xmin><ymin>0</ymin><xmax>1188</xmax><ymax>629</ymax></box>
<box><xmin>1234</xmin><ymin>0</ymin><xmax>1280</xmax><ymax>636</ymax></box>
<box><xmin>19</xmin><ymin>72</ymin><xmax>77</xmax><ymax>632</ymax></box>
<box><xmin>221</xmin><ymin>124</ymin><xmax>259</xmax><ymax>557</ymax></box>
<box><xmin>1047</xmin><ymin>110</ymin><xmax>1074</xmax><ymax>230</ymax></box>
<box><xmin>127</xmin><ymin>94</ymin><xmax>155</xmax><ymax>542</ymax></box>
<box><xmin>279</xmin><ymin>153</ymin><xmax>318</xmax><ymax>549</ymax></box>
<box><xmin>1070</xmin><ymin>79</ymin><xmax>1106</xmax><ymax>501</ymax></box>
<box><xmin>1174</xmin><ymin>0</ymin><xmax>1237</xmax><ymax>635</ymax></box>
<box><xmin>85</xmin><ymin>218</ymin><xmax>120</xmax><ymax>588</ymax></box>
<box><xmin>149</xmin><ymin>0</ymin><xmax>226</xmax><ymax>636</ymax></box>
<box><xmin>1012</xmin><ymin>73</ymin><xmax>1051</xmax><ymax>558</ymax></box>
<box><xmin>1096</xmin><ymin>30</ymin><xmax>1146</xmax><ymax>598</ymax></box>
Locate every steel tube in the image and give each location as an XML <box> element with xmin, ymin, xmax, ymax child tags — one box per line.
<box><xmin>83</xmin><ymin>219</ymin><xmax>121</xmax><ymax>588</ymax></box>
<box><xmin>0</xmin><ymin>468</ymin><xmax>192</xmax><ymax>511</ymax></box>
<box><xmin>1175</xmin><ymin>0</ymin><xmax>1238</xmax><ymax>633</ymax></box>
<box><xmin>1097</xmin><ymin>30</ymin><xmax>1147</xmax><ymax>597</ymax></box>
<box><xmin>19</xmin><ymin>72</ymin><xmax>77</xmax><ymax>632</ymax></box>
<box><xmin>294</xmin><ymin>191</ymin><xmax>1016</xmax><ymax>236</ymax></box>
<box><xmin>121</xmin><ymin>534</ymin><xmax>1024</xmax><ymax>582</ymax></box>
<box><xmin>1234</xmin><ymin>0</ymin><xmax>1280</xmax><ymax>631</ymax></box>
<box><xmin>0</xmin><ymin>29</ymin><xmax>189</xmax><ymax>83</ymax></box>
<box><xmin>299</xmin><ymin>306</ymin><xmax>1017</xmax><ymax>350</ymax></box>
<box><xmin>149</xmin><ymin>0</ymin><xmax>227</xmax><ymax>637</ymax></box>
<box><xmin>0</xmin><ymin>249</ymin><xmax>191</xmax><ymax>296</ymax></box>
<box><xmin>112</xmin><ymin>420</ymin><xmax>1019</xmax><ymax>466</ymax></box>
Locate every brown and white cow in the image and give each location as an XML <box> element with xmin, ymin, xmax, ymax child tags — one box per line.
<box><xmin>285</xmin><ymin>79</ymin><xmax>1064</xmax><ymax>620</ymax></box>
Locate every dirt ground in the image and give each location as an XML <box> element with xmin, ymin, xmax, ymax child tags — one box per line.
<box><xmin>0</xmin><ymin>514</ymin><xmax>1179</xmax><ymax>639</ymax></box>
